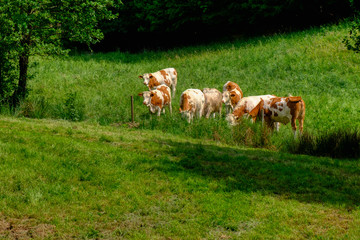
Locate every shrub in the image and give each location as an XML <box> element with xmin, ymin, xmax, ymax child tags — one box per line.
<box><xmin>343</xmin><ymin>17</ymin><xmax>360</xmax><ymax>52</ymax></box>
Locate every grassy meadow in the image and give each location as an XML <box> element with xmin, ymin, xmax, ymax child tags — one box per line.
<box><xmin>16</xmin><ymin>22</ymin><xmax>360</xmax><ymax>137</ymax></box>
<box><xmin>0</xmin><ymin>116</ymin><xmax>359</xmax><ymax>239</ymax></box>
<box><xmin>0</xmin><ymin>21</ymin><xmax>360</xmax><ymax>238</ymax></box>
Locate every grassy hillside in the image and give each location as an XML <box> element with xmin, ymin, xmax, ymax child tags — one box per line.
<box><xmin>0</xmin><ymin>116</ymin><xmax>359</xmax><ymax>239</ymax></box>
<box><xmin>13</xmin><ymin>21</ymin><xmax>359</xmax><ymax>136</ymax></box>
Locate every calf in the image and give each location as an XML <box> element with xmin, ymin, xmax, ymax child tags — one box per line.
<box><xmin>260</xmin><ymin>96</ymin><xmax>305</xmax><ymax>137</ymax></box>
<box><xmin>226</xmin><ymin>95</ymin><xmax>276</xmax><ymax>125</ymax></box>
<box><xmin>222</xmin><ymin>81</ymin><xmax>243</xmax><ymax>113</ymax></box>
<box><xmin>202</xmin><ymin>88</ymin><xmax>222</xmax><ymax>118</ymax></box>
<box><xmin>222</xmin><ymin>89</ymin><xmax>242</xmax><ymax>113</ymax></box>
<box><xmin>139</xmin><ymin>68</ymin><xmax>177</xmax><ymax>97</ymax></box>
<box><xmin>138</xmin><ymin>84</ymin><xmax>172</xmax><ymax>117</ymax></box>
<box><xmin>179</xmin><ymin>89</ymin><xmax>205</xmax><ymax>123</ymax></box>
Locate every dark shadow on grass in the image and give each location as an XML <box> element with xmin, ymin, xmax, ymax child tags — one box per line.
<box><xmin>152</xmin><ymin>139</ymin><xmax>360</xmax><ymax>208</ymax></box>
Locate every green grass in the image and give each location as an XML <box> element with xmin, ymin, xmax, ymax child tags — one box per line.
<box><xmin>1</xmin><ymin>23</ymin><xmax>360</xmax><ymax>237</ymax></box>
<box><xmin>0</xmin><ymin>116</ymin><xmax>359</xmax><ymax>239</ymax></box>
<box><xmin>17</xmin><ymin>21</ymin><xmax>360</xmax><ymax>134</ymax></box>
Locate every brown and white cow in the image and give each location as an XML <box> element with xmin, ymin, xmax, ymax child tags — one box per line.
<box><xmin>222</xmin><ymin>81</ymin><xmax>243</xmax><ymax>113</ymax></box>
<box><xmin>222</xmin><ymin>89</ymin><xmax>242</xmax><ymax>113</ymax></box>
<box><xmin>138</xmin><ymin>84</ymin><xmax>172</xmax><ymax>117</ymax></box>
<box><xmin>260</xmin><ymin>96</ymin><xmax>305</xmax><ymax>137</ymax></box>
<box><xmin>202</xmin><ymin>88</ymin><xmax>222</xmax><ymax>118</ymax></box>
<box><xmin>226</xmin><ymin>95</ymin><xmax>276</xmax><ymax>125</ymax></box>
<box><xmin>179</xmin><ymin>89</ymin><xmax>205</xmax><ymax>123</ymax></box>
<box><xmin>139</xmin><ymin>68</ymin><xmax>178</xmax><ymax>97</ymax></box>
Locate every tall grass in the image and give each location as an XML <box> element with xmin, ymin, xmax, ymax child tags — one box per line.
<box><xmin>289</xmin><ymin>129</ymin><xmax>360</xmax><ymax>158</ymax></box>
<box><xmin>2</xmin><ymin>21</ymin><xmax>360</xmax><ymax>157</ymax></box>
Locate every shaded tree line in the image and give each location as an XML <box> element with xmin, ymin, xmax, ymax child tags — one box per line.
<box><xmin>94</xmin><ymin>0</ymin><xmax>357</xmax><ymax>52</ymax></box>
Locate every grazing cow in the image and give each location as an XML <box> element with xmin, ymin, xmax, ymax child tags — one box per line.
<box><xmin>222</xmin><ymin>89</ymin><xmax>242</xmax><ymax>113</ymax></box>
<box><xmin>138</xmin><ymin>84</ymin><xmax>172</xmax><ymax>117</ymax></box>
<box><xmin>139</xmin><ymin>68</ymin><xmax>178</xmax><ymax>97</ymax></box>
<box><xmin>226</xmin><ymin>95</ymin><xmax>276</xmax><ymax>125</ymax></box>
<box><xmin>222</xmin><ymin>81</ymin><xmax>243</xmax><ymax>113</ymax></box>
<box><xmin>202</xmin><ymin>88</ymin><xmax>222</xmax><ymax>118</ymax></box>
<box><xmin>179</xmin><ymin>89</ymin><xmax>205</xmax><ymax>123</ymax></box>
<box><xmin>260</xmin><ymin>96</ymin><xmax>305</xmax><ymax>137</ymax></box>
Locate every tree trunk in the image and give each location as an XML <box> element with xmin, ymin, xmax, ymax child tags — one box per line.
<box><xmin>11</xmin><ymin>41</ymin><xmax>30</xmax><ymax>108</ymax></box>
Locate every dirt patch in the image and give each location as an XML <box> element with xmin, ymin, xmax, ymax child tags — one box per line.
<box><xmin>0</xmin><ymin>217</ymin><xmax>56</xmax><ymax>239</ymax></box>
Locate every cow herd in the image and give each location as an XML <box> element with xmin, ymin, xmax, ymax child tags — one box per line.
<box><xmin>138</xmin><ymin>68</ymin><xmax>306</xmax><ymax>137</ymax></box>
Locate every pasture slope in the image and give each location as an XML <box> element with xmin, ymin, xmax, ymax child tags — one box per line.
<box><xmin>0</xmin><ymin>116</ymin><xmax>360</xmax><ymax>239</ymax></box>
<box><xmin>22</xmin><ymin>21</ymin><xmax>360</xmax><ymax>134</ymax></box>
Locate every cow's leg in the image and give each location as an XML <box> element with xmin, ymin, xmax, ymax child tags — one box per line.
<box><xmin>188</xmin><ymin>112</ymin><xmax>193</xmax><ymax>123</ymax></box>
<box><xmin>299</xmin><ymin>117</ymin><xmax>304</xmax><ymax>136</ymax></box>
<box><xmin>212</xmin><ymin>112</ymin><xmax>216</xmax><ymax>118</ymax></box>
<box><xmin>171</xmin><ymin>84</ymin><xmax>176</xmax><ymax>98</ymax></box>
<box><xmin>199</xmin><ymin>105</ymin><xmax>204</xmax><ymax>118</ymax></box>
<box><xmin>157</xmin><ymin>107</ymin><xmax>161</xmax><ymax>117</ymax></box>
<box><xmin>162</xmin><ymin>108</ymin><xmax>165</xmax><ymax>114</ymax></box>
<box><xmin>225</xmin><ymin>105</ymin><xmax>231</xmax><ymax>114</ymax></box>
<box><xmin>275</xmin><ymin>122</ymin><xmax>280</xmax><ymax>131</ymax></box>
<box><xmin>169</xmin><ymin>103</ymin><xmax>172</xmax><ymax>115</ymax></box>
<box><xmin>205</xmin><ymin>110</ymin><xmax>211</xmax><ymax>119</ymax></box>
<box><xmin>291</xmin><ymin>116</ymin><xmax>297</xmax><ymax>137</ymax></box>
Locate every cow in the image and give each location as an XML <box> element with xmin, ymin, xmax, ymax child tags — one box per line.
<box><xmin>139</xmin><ymin>68</ymin><xmax>178</xmax><ymax>97</ymax></box>
<box><xmin>138</xmin><ymin>84</ymin><xmax>172</xmax><ymax>117</ymax></box>
<box><xmin>179</xmin><ymin>89</ymin><xmax>205</xmax><ymax>123</ymax></box>
<box><xmin>222</xmin><ymin>89</ymin><xmax>242</xmax><ymax>113</ymax></box>
<box><xmin>260</xmin><ymin>96</ymin><xmax>305</xmax><ymax>137</ymax></box>
<box><xmin>202</xmin><ymin>88</ymin><xmax>222</xmax><ymax>118</ymax></box>
<box><xmin>222</xmin><ymin>81</ymin><xmax>243</xmax><ymax>113</ymax></box>
<box><xmin>226</xmin><ymin>95</ymin><xmax>276</xmax><ymax>126</ymax></box>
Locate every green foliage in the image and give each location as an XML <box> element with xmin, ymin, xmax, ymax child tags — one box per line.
<box><xmin>0</xmin><ymin>0</ymin><xmax>117</xmax><ymax>106</ymax></box>
<box><xmin>103</xmin><ymin>0</ymin><xmax>352</xmax><ymax>36</ymax></box>
<box><xmin>343</xmin><ymin>17</ymin><xmax>360</xmax><ymax>52</ymax></box>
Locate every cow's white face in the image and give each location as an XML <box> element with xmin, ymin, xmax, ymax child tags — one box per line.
<box><xmin>139</xmin><ymin>91</ymin><xmax>151</xmax><ymax>106</ymax></box>
<box><xmin>140</xmin><ymin>73</ymin><xmax>151</xmax><ymax>85</ymax></box>
<box><xmin>222</xmin><ymin>91</ymin><xmax>231</xmax><ymax>105</ymax></box>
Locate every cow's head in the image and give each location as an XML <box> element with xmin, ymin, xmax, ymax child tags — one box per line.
<box><xmin>138</xmin><ymin>91</ymin><xmax>151</xmax><ymax>106</ymax></box>
<box><xmin>228</xmin><ymin>105</ymin><xmax>247</xmax><ymax>125</ymax></box>
<box><xmin>139</xmin><ymin>73</ymin><xmax>153</xmax><ymax>86</ymax></box>
<box><xmin>222</xmin><ymin>91</ymin><xmax>231</xmax><ymax>105</ymax></box>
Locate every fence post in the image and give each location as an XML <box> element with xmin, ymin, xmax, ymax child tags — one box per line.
<box><xmin>130</xmin><ymin>95</ymin><xmax>134</xmax><ymax>123</ymax></box>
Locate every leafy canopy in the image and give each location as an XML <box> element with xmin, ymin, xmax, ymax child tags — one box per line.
<box><xmin>0</xmin><ymin>0</ymin><xmax>118</xmax><ymax>104</ymax></box>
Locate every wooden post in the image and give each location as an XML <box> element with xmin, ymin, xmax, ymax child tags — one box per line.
<box><xmin>130</xmin><ymin>95</ymin><xmax>134</xmax><ymax>123</ymax></box>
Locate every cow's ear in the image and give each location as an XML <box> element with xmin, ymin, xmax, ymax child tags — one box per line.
<box><xmin>138</xmin><ymin>92</ymin><xmax>143</xmax><ymax>97</ymax></box>
<box><xmin>289</xmin><ymin>96</ymin><xmax>302</xmax><ymax>102</ymax></box>
<box><xmin>149</xmin><ymin>75</ymin><xmax>154</xmax><ymax>79</ymax></box>
<box><xmin>139</xmin><ymin>75</ymin><xmax>143</xmax><ymax>79</ymax></box>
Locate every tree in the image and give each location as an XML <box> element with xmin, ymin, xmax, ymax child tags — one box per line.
<box><xmin>0</xmin><ymin>0</ymin><xmax>118</xmax><ymax>107</ymax></box>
